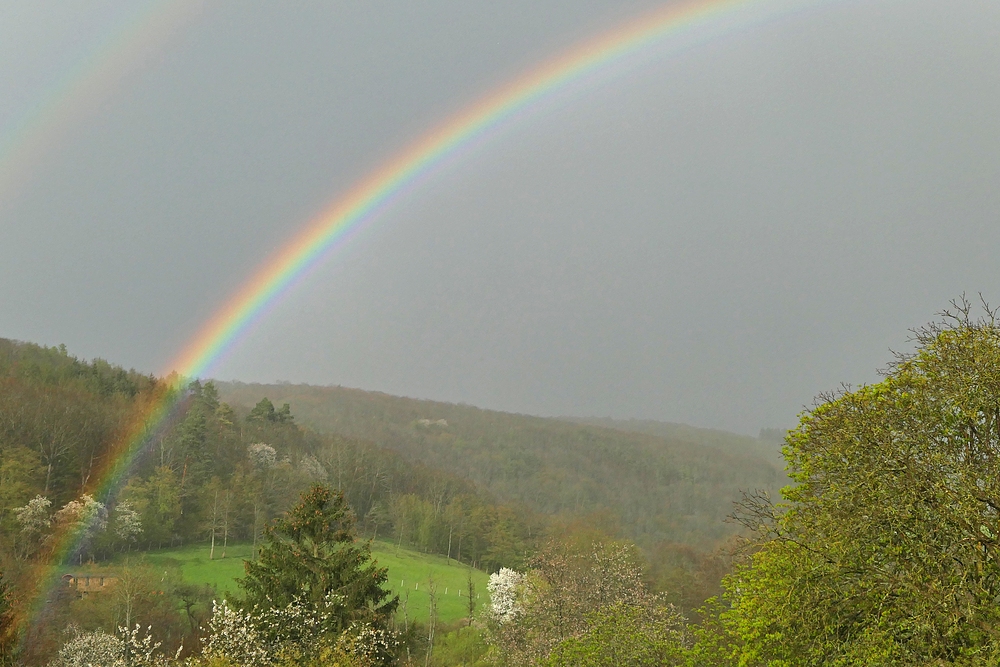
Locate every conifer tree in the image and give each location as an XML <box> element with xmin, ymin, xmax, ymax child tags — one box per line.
<box><xmin>238</xmin><ymin>485</ymin><xmax>398</xmax><ymax>636</ymax></box>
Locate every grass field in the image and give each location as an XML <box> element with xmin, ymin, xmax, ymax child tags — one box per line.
<box><xmin>132</xmin><ymin>541</ymin><xmax>489</xmax><ymax>624</ymax></box>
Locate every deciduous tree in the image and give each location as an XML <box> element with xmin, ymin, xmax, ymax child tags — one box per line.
<box><xmin>728</xmin><ymin>300</ymin><xmax>1000</xmax><ymax>664</ymax></box>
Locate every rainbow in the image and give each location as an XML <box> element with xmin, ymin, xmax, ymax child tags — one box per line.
<box><xmin>172</xmin><ymin>0</ymin><xmax>829</xmax><ymax>380</ymax></box>
<box><xmin>20</xmin><ymin>0</ymin><xmax>831</xmax><ymax>640</ymax></box>
<box><xmin>0</xmin><ymin>0</ymin><xmax>201</xmax><ymax>204</ymax></box>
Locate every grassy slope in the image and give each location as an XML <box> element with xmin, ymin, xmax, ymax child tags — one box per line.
<box><xmin>218</xmin><ymin>382</ymin><xmax>785</xmax><ymax>550</ymax></box>
<box><xmin>138</xmin><ymin>542</ymin><xmax>490</xmax><ymax>624</ymax></box>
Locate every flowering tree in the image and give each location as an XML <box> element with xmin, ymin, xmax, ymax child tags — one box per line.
<box><xmin>14</xmin><ymin>494</ymin><xmax>52</xmax><ymax>559</ymax></box>
<box><xmin>14</xmin><ymin>495</ymin><xmax>52</xmax><ymax>534</ymax></box>
<box><xmin>487</xmin><ymin>568</ymin><xmax>526</xmax><ymax>625</ymax></box>
<box><xmin>54</xmin><ymin>494</ymin><xmax>107</xmax><ymax>562</ymax></box>
<box><xmin>298</xmin><ymin>455</ymin><xmax>327</xmax><ymax>481</ymax></box>
<box><xmin>201</xmin><ymin>598</ymin><xmax>396</xmax><ymax>666</ymax></box>
<box><xmin>201</xmin><ymin>601</ymin><xmax>270</xmax><ymax>667</ymax></box>
<box><xmin>49</xmin><ymin>625</ymin><xmax>177</xmax><ymax>667</ymax></box>
<box><xmin>113</xmin><ymin>501</ymin><xmax>143</xmax><ymax>550</ymax></box>
<box><xmin>55</xmin><ymin>495</ymin><xmax>107</xmax><ymax>536</ymax></box>
<box><xmin>247</xmin><ymin>443</ymin><xmax>277</xmax><ymax>470</ymax></box>
<box><xmin>486</xmin><ymin>540</ymin><xmax>686</xmax><ymax>665</ymax></box>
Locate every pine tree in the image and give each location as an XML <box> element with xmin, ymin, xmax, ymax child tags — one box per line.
<box><xmin>247</xmin><ymin>397</ymin><xmax>277</xmax><ymax>423</ymax></box>
<box><xmin>238</xmin><ymin>485</ymin><xmax>398</xmax><ymax>637</ymax></box>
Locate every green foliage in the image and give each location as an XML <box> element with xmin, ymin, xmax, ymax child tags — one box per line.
<box><xmin>487</xmin><ymin>539</ymin><xmax>687</xmax><ymax>666</ymax></box>
<box><xmin>218</xmin><ymin>382</ymin><xmax>785</xmax><ymax>553</ymax></box>
<box><xmin>727</xmin><ymin>304</ymin><xmax>1000</xmax><ymax>664</ymax></box>
<box><xmin>238</xmin><ymin>485</ymin><xmax>398</xmax><ymax>636</ymax></box>
<box><xmin>0</xmin><ymin>336</ymin><xmax>761</xmax><ymax>665</ymax></box>
<box><xmin>0</xmin><ymin>339</ymin><xmax>155</xmax><ymax>398</ymax></box>
<box><xmin>646</xmin><ymin>541</ymin><xmax>732</xmax><ymax>616</ymax></box>
<box><xmin>543</xmin><ymin>602</ymin><xmax>687</xmax><ymax>667</ymax></box>
<box><xmin>429</xmin><ymin>625</ymin><xmax>489</xmax><ymax>667</ymax></box>
<box><xmin>122</xmin><ymin>467</ymin><xmax>181</xmax><ymax>549</ymax></box>
<box><xmin>247</xmin><ymin>398</ymin><xmax>294</xmax><ymax>425</ymax></box>
<box><xmin>0</xmin><ymin>446</ymin><xmax>42</xmax><ymax>535</ymax></box>
<box><xmin>683</xmin><ymin>598</ymin><xmax>738</xmax><ymax>667</ymax></box>
<box><xmin>0</xmin><ymin>569</ymin><xmax>16</xmax><ymax>666</ymax></box>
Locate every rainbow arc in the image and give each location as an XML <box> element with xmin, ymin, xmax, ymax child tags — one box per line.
<box><xmin>19</xmin><ymin>0</ymin><xmax>831</xmax><ymax>635</ymax></box>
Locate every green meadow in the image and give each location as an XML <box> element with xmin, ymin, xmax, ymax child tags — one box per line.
<box><xmin>133</xmin><ymin>540</ymin><xmax>490</xmax><ymax>624</ymax></box>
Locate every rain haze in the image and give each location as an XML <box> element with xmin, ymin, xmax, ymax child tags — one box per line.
<box><xmin>2</xmin><ymin>0</ymin><xmax>999</xmax><ymax>435</ymax></box>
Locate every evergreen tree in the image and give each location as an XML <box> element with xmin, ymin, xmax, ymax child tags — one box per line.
<box><xmin>238</xmin><ymin>485</ymin><xmax>398</xmax><ymax>637</ymax></box>
<box><xmin>247</xmin><ymin>398</ymin><xmax>278</xmax><ymax>424</ymax></box>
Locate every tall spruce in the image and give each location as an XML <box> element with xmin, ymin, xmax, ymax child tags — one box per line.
<box><xmin>238</xmin><ymin>484</ymin><xmax>398</xmax><ymax>633</ymax></box>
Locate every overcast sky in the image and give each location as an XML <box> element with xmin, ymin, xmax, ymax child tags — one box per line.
<box><xmin>2</xmin><ymin>0</ymin><xmax>999</xmax><ymax>434</ymax></box>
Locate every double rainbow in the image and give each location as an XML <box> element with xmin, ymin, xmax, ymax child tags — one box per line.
<box><xmin>20</xmin><ymin>0</ymin><xmax>829</xmax><ymax>637</ymax></box>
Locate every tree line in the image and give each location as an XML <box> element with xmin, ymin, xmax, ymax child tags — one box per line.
<box><xmin>0</xmin><ymin>339</ymin><xmax>540</xmax><ymax>664</ymax></box>
<box><xmin>12</xmin><ymin>299</ymin><xmax>1000</xmax><ymax>665</ymax></box>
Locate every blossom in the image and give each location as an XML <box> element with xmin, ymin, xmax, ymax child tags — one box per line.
<box><xmin>55</xmin><ymin>495</ymin><xmax>107</xmax><ymax>533</ymax></box>
<box><xmin>201</xmin><ymin>594</ymin><xmax>398</xmax><ymax>666</ymax></box>
<box><xmin>14</xmin><ymin>495</ymin><xmax>52</xmax><ymax>534</ymax></box>
<box><xmin>114</xmin><ymin>500</ymin><xmax>143</xmax><ymax>543</ymax></box>
<box><xmin>487</xmin><ymin>567</ymin><xmax>526</xmax><ymax>624</ymax></box>
<box><xmin>247</xmin><ymin>443</ymin><xmax>277</xmax><ymax>469</ymax></box>
<box><xmin>49</xmin><ymin>625</ymin><xmax>175</xmax><ymax>667</ymax></box>
<box><xmin>299</xmin><ymin>455</ymin><xmax>327</xmax><ymax>481</ymax></box>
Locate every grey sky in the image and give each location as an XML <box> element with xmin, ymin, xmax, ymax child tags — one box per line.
<box><xmin>2</xmin><ymin>0</ymin><xmax>999</xmax><ymax>434</ymax></box>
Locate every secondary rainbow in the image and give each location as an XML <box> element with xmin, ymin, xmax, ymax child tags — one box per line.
<box><xmin>0</xmin><ymin>0</ymin><xmax>200</xmax><ymax>203</ymax></box>
<box><xmin>21</xmin><ymin>0</ymin><xmax>829</xmax><ymax>637</ymax></box>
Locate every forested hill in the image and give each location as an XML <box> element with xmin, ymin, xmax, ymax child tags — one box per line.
<box><xmin>218</xmin><ymin>382</ymin><xmax>786</xmax><ymax>550</ymax></box>
<box><xmin>564</xmin><ymin>416</ymin><xmax>787</xmax><ymax>467</ymax></box>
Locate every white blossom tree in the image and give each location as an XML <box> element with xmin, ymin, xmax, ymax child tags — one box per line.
<box><xmin>487</xmin><ymin>567</ymin><xmax>526</xmax><ymax>625</ymax></box>
<box><xmin>114</xmin><ymin>501</ymin><xmax>143</xmax><ymax>551</ymax></box>
<box><xmin>55</xmin><ymin>494</ymin><xmax>107</xmax><ymax>534</ymax></box>
<box><xmin>49</xmin><ymin>624</ymin><xmax>177</xmax><ymax>667</ymax></box>
<box><xmin>14</xmin><ymin>495</ymin><xmax>52</xmax><ymax>559</ymax></box>
<box><xmin>55</xmin><ymin>494</ymin><xmax>107</xmax><ymax>562</ymax></box>
<box><xmin>49</xmin><ymin>628</ymin><xmax>123</xmax><ymax>667</ymax></box>
<box><xmin>299</xmin><ymin>454</ymin><xmax>327</xmax><ymax>481</ymax></box>
<box><xmin>485</xmin><ymin>541</ymin><xmax>687</xmax><ymax>665</ymax></box>
<box><xmin>247</xmin><ymin>443</ymin><xmax>277</xmax><ymax>470</ymax></box>
<box><xmin>201</xmin><ymin>597</ymin><xmax>397</xmax><ymax>666</ymax></box>
<box><xmin>202</xmin><ymin>601</ymin><xmax>271</xmax><ymax>667</ymax></box>
<box><xmin>15</xmin><ymin>495</ymin><xmax>52</xmax><ymax>533</ymax></box>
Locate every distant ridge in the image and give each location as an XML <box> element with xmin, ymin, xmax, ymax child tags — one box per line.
<box><xmin>563</xmin><ymin>417</ymin><xmax>787</xmax><ymax>467</ymax></box>
<box><xmin>218</xmin><ymin>381</ymin><xmax>786</xmax><ymax>551</ymax></box>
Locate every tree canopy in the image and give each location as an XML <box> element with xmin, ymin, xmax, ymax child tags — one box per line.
<box><xmin>729</xmin><ymin>302</ymin><xmax>1000</xmax><ymax>665</ymax></box>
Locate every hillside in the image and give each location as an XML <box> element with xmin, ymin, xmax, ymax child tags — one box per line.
<box><xmin>218</xmin><ymin>382</ymin><xmax>785</xmax><ymax>550</ymax></box>
<box><xmin>134</xmin><ymin>541</ymin><xmax>490</xmax><ymax>624</ymax></box>
<box><xmin>565</xmin><ymin>416</ymin><xmax>787</xmax><ymax>467</ymax></box>
<box><xmin>0</xmin><ymin>338</ymin><xmax>539</xmax><ymax>662</ymax></box>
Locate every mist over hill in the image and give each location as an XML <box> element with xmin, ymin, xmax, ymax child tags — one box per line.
<box><xmin>218</xmin><ymin>381</ymin><xmax>786</xmax><ymax>550</ymax></box>
<box><xmin>564</xmin><ymin>416</ymin><xmax>788</xmax><ymax>467</ymax></box>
